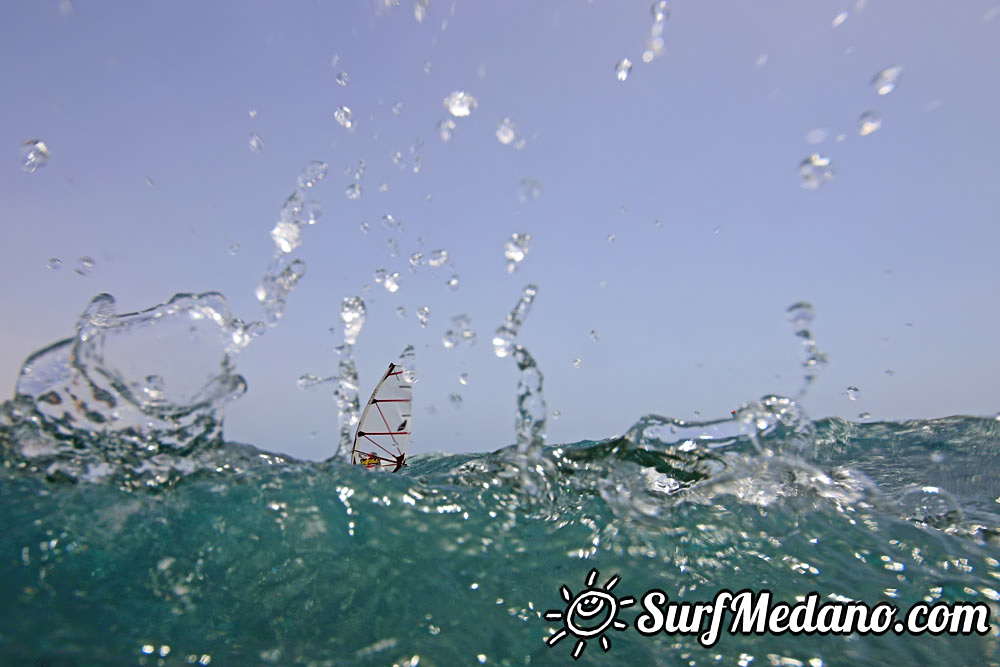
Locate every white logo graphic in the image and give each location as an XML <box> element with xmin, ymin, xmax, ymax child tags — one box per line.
<box><xmin>543</xmin><ymin>568</ymin><xmax>635</xmax><ymax>660</ymax></box>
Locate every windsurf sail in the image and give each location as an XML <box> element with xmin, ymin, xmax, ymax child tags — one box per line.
<box><xmin>350</xmin><ymin>362</ymin><xmax>412</xmax><ymax>472</ymax></box>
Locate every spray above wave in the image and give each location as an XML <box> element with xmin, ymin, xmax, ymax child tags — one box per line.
<box><xmin>1</xmin><ymin>162</ymin><xmax>329</xmax><ymax>488</ymax></box>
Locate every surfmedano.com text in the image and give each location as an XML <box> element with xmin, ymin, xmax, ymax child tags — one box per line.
<box><xmin>635</xmin><ymin>589</ymin><xmax>991</xmax><ymax>648</ymax></box>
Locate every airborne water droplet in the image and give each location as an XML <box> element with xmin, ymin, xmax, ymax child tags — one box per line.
<box><xmin>859</xmin><ymin>110</ymin><xmax>882</xmax><ymax>136</ymax></box>
<box><xmin>249</xmin><ymin>133</ymin><xmax>264</xmax><ymax>153</ymax></box>
<box><xmin>335</xmin><ymin>71</ymin><xmax>350</xmax><ymax>87</ymax></box>
<box><xmin>334</xmin><ymin>106</ymin><xmax>353</xmax><ymax>129</ymax></box>
<box><xmin>228</xmin><ymin>242</ymin><xmax>240</xmax><ymax>256</ymax></box>
<box><xmin>438</xmin><ymin>118</ymin><xmax>456</xmax><ymax>142</ymax></box>
<box><xmin>832</xmin><ymin>10</ymin><xmax>848</xmax><ymax>27</ymax></box>
<box><xmin>799</xmin><ymin>153</ymin><xmax>834</xmax><ymax>189</ymax></box>
<box><xmin>572</xmin><ymin>357</ymin><xmax>582</xmax><ymax>369</ymax></box>
<box><xmin>552</xmin><ymin>409</ymin><xmax>561</xmax><ymax>420</ymax></box>
<box><xmin>652</xmin><ymin>1</ymin><xmax>668</xmax><ymax>22</ymax></box>
<box><xmin>444</xmin><ymin>91</ymin><xmax>477</xmax><ymax>118</ymax></box>
<box><xmin>346</xmin><ymin>183</ymin><xmax>362</xmax><ymax>200</ymax></box>
<box><xmin>496</xmin><ymin>118</ymin><xmax>518</xmax><ymax>145</ymax></box>
<box><xmin>518</xmin><ymin>178</ymin><xmax>543</xmax><ymax>203</ymax></box>
<box><xmin>615</xmin><ymin>58</ymin><xmax>633</xmax><ymax>82</ymax></box>
<box><xmin>590</xmin><ymin>329</ymin><xmax>599</xmax><ymax>342</ymax></box>
<box><xmin>75</xmin><ymin>256</ymin><xmax>95</xmax><ymax>276</ymax></box>
<box><xmin>409</xmin><ymin>252</ymin><xmax>424</xmax><ymax>270</ymax></box>
<box><xmin>846</xmin><ymin>385</ymin><xmax>860</xmax><ymax>400</ymax></box>
<box><xmin>428</xmin><ymin>249</ymin><xmax>449</xmax><ymax>267</ymax></box>
<box><xmin>359</xmin><ymin>221</ymin><xmax>370</xmax><ymax>234</ymax></box>
<box><xmin>449</xmin><ymin>393</ymin><xmax>463</xmax><ymax>407</ymax></box>
<box><xmin>46</xmin><ymin>258</ymin><xmax>62</xmax><ymax>270</ymax></box>
<box><xmin>340</xmin><ymin>296</ymin><xmax>367</xmax><ymax>345</ymax></box>
<box><xmin>383</xmin><ymin>272</ymin><xmax>402</xmax><ymax>293</ymax></box>
<box><xmin>504</xmin><ymin>233</ymin><xmax>532</xmax><ymax>273</ymax></box>
<box><xmin>416</xmin><ymin>306</ymin><xmax>431</xmax><ymax>327</ymax></box>
<box><xmin>872</xmin><ymin>65</ymin><xmax>903</xmax><ymax>95</ymax></box>
<box><xmin>442</xmin><ymin>330</ymin><xmax>458</xmax><ymax>349</ymax></box>
<box><xmin>446</xmin><ymin>274</ymin><xmax>460</xmax><ymax>291</ymax></box>
<box><xmin>459</xmin><ymin>372</ymin><xmax>470</xmax><ymax>385</ymax></box>
<box><xmin>21</xmin><ymin>140</ymin><xmax>50</xmax><ymax>173</ymax></box>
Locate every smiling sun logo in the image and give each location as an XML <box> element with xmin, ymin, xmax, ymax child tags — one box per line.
<box><xmin>543</xmin><ymin>568</ymin><xmax>635</xmax><ymax>660</ymax></box>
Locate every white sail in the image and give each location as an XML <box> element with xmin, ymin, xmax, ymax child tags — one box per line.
<box><xmin>350</xmin><ymin>363</ymin><xmax>412</xmax><ymax>472</ymax></box>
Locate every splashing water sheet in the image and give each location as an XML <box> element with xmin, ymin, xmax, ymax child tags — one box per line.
<box><xmin>3</xmin><ymin>1</ymin><xmax>1000</xmax><ymax>666</ymax></box>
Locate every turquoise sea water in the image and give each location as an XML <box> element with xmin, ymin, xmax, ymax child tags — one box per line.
<box><xmin>3</xmin><ymin>396</ymin><xmax>999</xmax><ymax>665</ymax></box>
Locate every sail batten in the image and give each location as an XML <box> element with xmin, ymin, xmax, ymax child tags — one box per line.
<box><xmin>350</xmin><ymin>362</ymin><xmax>412</xmax><ymax>472</ymax></box>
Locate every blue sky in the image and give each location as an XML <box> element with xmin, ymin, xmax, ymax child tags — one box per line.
<box><xmin>1</xmin><ymin>0</ymin><xmax>999</xmax><ymax>461</ymax></box>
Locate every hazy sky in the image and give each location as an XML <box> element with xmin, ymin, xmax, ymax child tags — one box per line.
<box><xmin>2</xmin><ymin>0</ymin><xmax>999</xmax><ymax>461</ymax></box>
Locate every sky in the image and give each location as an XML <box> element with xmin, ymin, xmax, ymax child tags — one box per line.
<box><xmin>1</xmin><ymin>0</ymin><xmax>999</xmax><ymax>461</ymax></box>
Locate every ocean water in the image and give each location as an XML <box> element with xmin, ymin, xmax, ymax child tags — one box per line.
<box><xmin>3</xmin><ymin>381</ymin><xmax>1000</xmax><ymax>665</ymax></box>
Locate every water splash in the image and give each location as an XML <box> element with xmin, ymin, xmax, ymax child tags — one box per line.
<box><xmin>787</xmin><ymin>301</ymin><xmax>829</xmax><ymax>395</ymax></box>
<box><xmin>9</xmin><ymin>292</ymin><xmax>252</xmax><ymax>487</ymax></box>
<box><xmin>492</xmin><ymin>284</ymin><xmax>537</xmax><ymax>358</ymax></box>
<box><xmin>332</xmin><ymin>296</ymin><xmax>366</xmax><ymax>459</ymax></box>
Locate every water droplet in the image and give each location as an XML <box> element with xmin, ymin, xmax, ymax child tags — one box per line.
<box><xmin>396</xmin><ymin>306</ymin><xmax>406</xmax><ymax>318</ymax></box>
<box><xmin>615</xmin><ymin>58</ymin><xmax>633</xmax><ymax>82</ymax></box>
<box><xmin>428</xmin><ymin>249</ymin><xmax>449</xmax><ymax>268</ymax></box>
<box><xmin>346</xmin><ymin>183</ymin><xmax>362</xmax><ymax>200</ymax></box>
<box><xmin>359</xmin><ymin>221</ymin><xmax>370</xmax><ymax>234</ymax></box>
<box><xmin>652</xmin><ymin>1</ymin><xmax>668</xmax><ymax>22</ymax></box>
<box><xmin>572</xmin><ymin>357</ymin><xmax>582</xmax><ymax>369</ymax></box>
<box><xmin>590</xmin><ymin>329</ymin><xmax>599</xmax><ymax>342</ymax></box>
<box><xmin>228</xmin><ymin>242</ymin><xmax>240</xmax><ymax>256</ymax></box>
<box><xmin>374</xmin><ymin>268</ymin><xmax>386</xmax><ymax>285</ymax></box>
<box><xmin>248</xmin><ymin>108</ymin><xmax>258</xmax><ymax>119</ymax></box>
<box><xmin>423</xmin><ymin>60</ymin><xmax>432</xmax><ymax>75</ymax></box>
<box><xmin>859</xmin><ymin>412</ymin><xmax>871</xmax><ymax>420</ymax></box>
<box><xmin>443</xmin><ymin>91</ymin><xmax>477</xmax><ymax>117</ymax></box>
<box><xmin>387</xmin><ymin>238</ymin><xmax>399</xmax><ymax>257</ymax></box>
<box><xmin>858</xmin><ymin>110</ymin><xmax>882</xmax><ymax>136</ymax></box>
<box><xmin>271</xmin><ymin>221</ymin><xmax>301</xmax><ymax>253</ymax></box>
<box><xmin>459</xmin><ymin>372</ymin><xmax>470</xmax><ymax>385</ymax></box>
<box><xmin>382</xmin><ymin>213</ymin><xmax>403</xmax><ymax>231</ymax></box>
<box><xmin>518</xmin><ymin>178</ymin><xmax>543</xmax><ymax>203</ymax></box>
<box><xmin>145</xmin><ymin>177</ymin><xmax>154</xmax><ymax>188</ymax></box>
<box><xmin>409</xmin><ymin>252</ymin><xmax>425</xmax><ymax>270</ymax></box>
<box><xmin>46</xmin><ymin>258</ymin><xmax>62</xmax><ymax>270</ymax></box>
<box><xmin>21</xmin><ymin>140</ymin><xmax>50</xmax><ymax>173</ymax></box>
<box><xmin>806</xmin><ymin>128</ymin><xmax>828</xmax><ymax>144</ymax></box>
<box><xmin>297</xmin><ymin>374</ymin><xmax>327</xmax><ymax>391</ymax></box>
<box><xmin>846</xmin><ymin>385</ymin><xmax>860</xmax><ymax>400</ymax></box>
<box><xmin>74</xmin><ymin>256</ymin><xmax>95</xmax><ymax>276</ymax></box>
<box><xmin>446</xmin><ymin>274</ymin><xmax>460</xmax><ymax>291</ymax></box>
<box><xmin>551</xmin><ymin>409</ymin><xmax>561</xmax><ymax>420</ymax></box>
<box><xmin>607</xmin><ymin>233</ymin><xmax>616</xmax><ymax>243</ymax></box>
<box><xmin>799</xmin><ymin>153</ymin><xmax>834</xmax><ymax>189</ymax></box>
<box><xmin>249</xmin><ymin>132</ymin><xmax>264</xmax><ymax>153</ymax></box>
<box><xmin>297</xmin><ymin>161</ymin><xmax>328</xmax><ymax>189</ymax></box>
<box><xmin>832</xmin><ymin>10</ymin><xmax>848</xmax><ymax>27</ymax></box>
<box><xmin>504</xmin><ymin>233</ymin><xmax>532</xmax><ymax>273</ymax></box>
<box><xmin>304</xmin><ymin>200</ymin><xmax>322</xmax><ymax>225</ymax></box>
<box><xmin>496</xmin><ymin>118</ymin><xmax>518</xmax><ymax>145</ymax></box>
<box><xmin>872</xmin><ymin>65</ymin><xmax>903</xmax><ymax>95</ymax></box>
<box><xmin>331</xmin><ymin>54</ymin><xmax>340</xmax><ymax>68</ymax></box>
<box><xmin>449</xmin><ymin>393</ymin><xmax>463</xmax><ymax>407</ymax></box>
<box><xmin>414</xmin><ymin>0</ymin><xmax>428</xmax><ymax>22</ymax></box>
<box><xmin>379</xmin><ymin>183</ymin><xmax>389</xmax><ymax>193</ymax></box>
<box><xmin>340</xmin><ymin>296</ymin><xmax>367</xmax><ymax>345</ymax></box>
<box><xmin>460</xmin><ymin>328</ymin><xmax>476</xmax><ymax>345</ymax></box>
<box><xmin>884</xmin><ymin>369</ymin><xmax>895</xmax><ymax>377</ymax></box>
<box><xmin>334</xmin><ymin>106</ymin><xmax>354</xmax><ymax>129</ymax></box>
<box><xmin>416</xmin><ymin>306</ymin><xmax>431</xmax><ymax>327</ymax></box>
<box><xmin>335</xmin><ymin>71</ymin><xmax>350</xmax><ymax>87</ymax></box>
<box><xmin>384</xmin><ymin>272</ymin><xmax>402</xmax><ymax>293</ymax></box>
<box><xmin>442</xmin><ymin>330</ymin><xmax>458</xmax><ymax>349</ymax></box>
